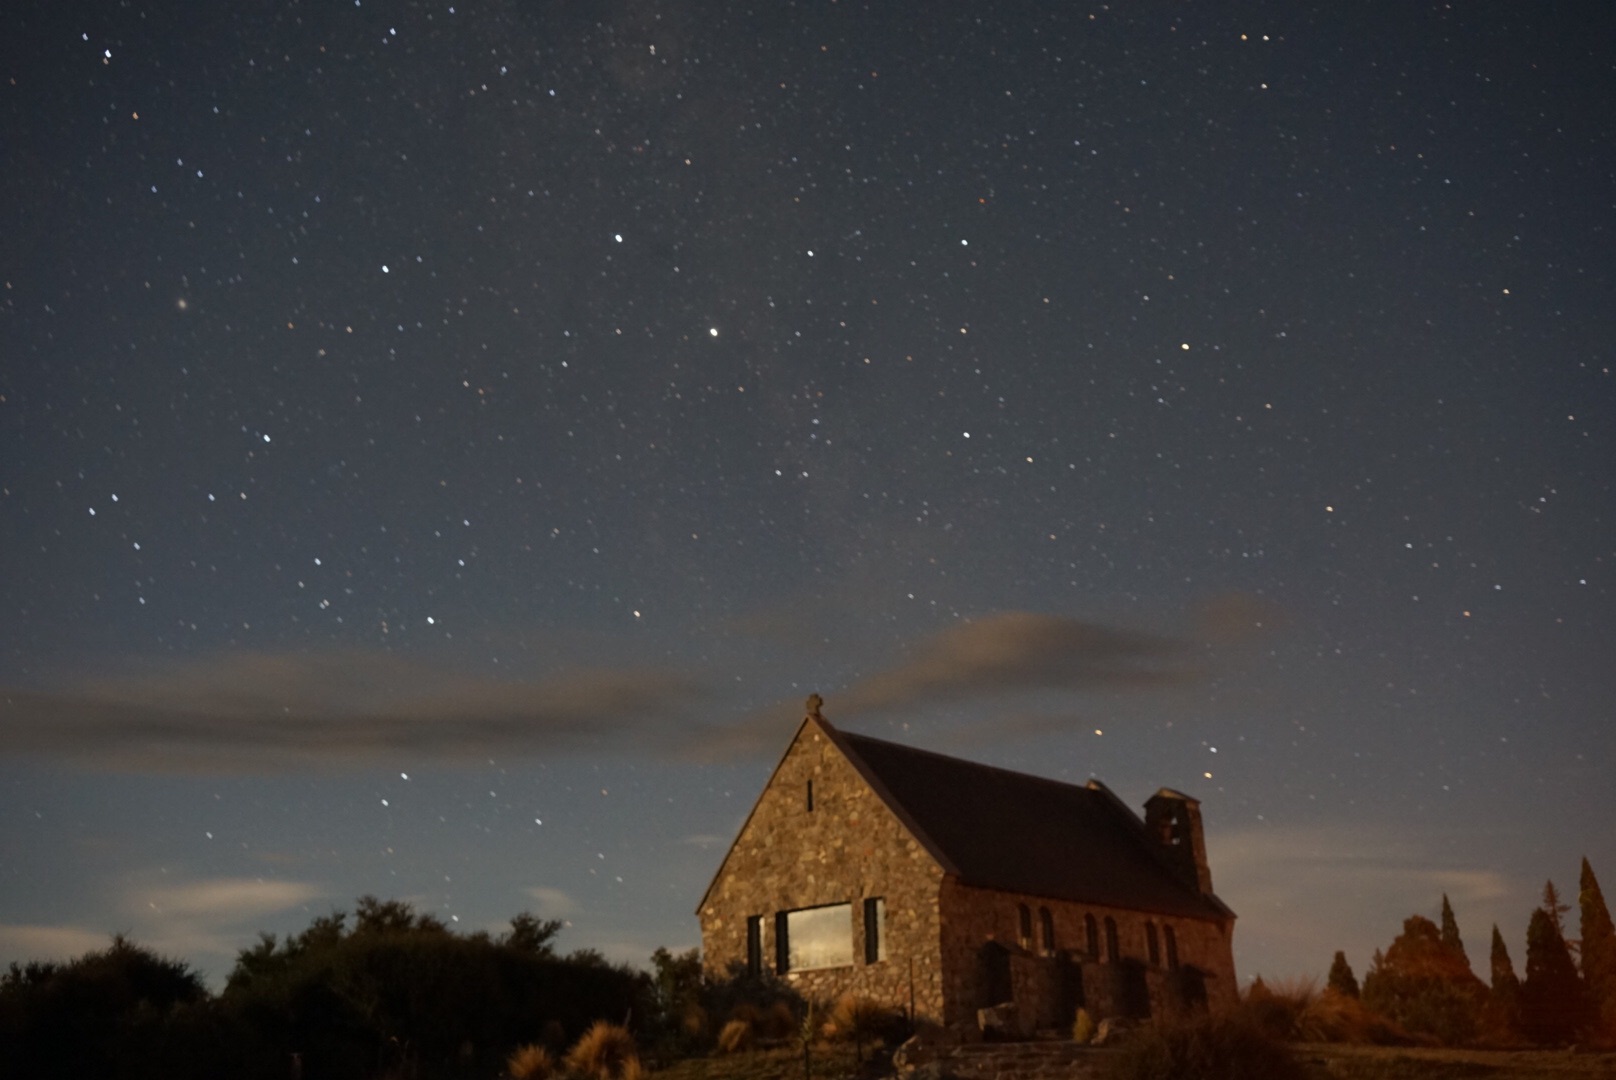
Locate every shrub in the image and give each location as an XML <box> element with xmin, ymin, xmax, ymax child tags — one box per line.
<box><xmin>764</xmin><ymin>999</ymin><xmax>797</xmax><ymax>1040</ymax></box>
<box><xmin>1236</xmin><ymin>976</ymin><xmax>1316</xmax><ymax>1040</ymax></box>
<box><xmin>1102</xmin><ymin>1015</ymin><xmax>1307</xmax><ymax>1080</ymax></box>
<box><xmin>506</xmin><ymin>1043</ymin><xmax>555</xmax><ymax>1080</ymax></box>
<box><xmin>716</xmin><ymin>1017</ymin><xmax>754</xmax><ymax>1054</ymax></box>
<box><xmin>1295</xmin><ymin>989</ymin><xmax>1412</xmax><ymax>1045</ymax></box>
<box><xmin>1072</xmin><ymin>1007</ymin><xmax>1096</xmax><ymax>1044</ymax></box>
<box><xmin>564</xmin><ymin>1021</ymin><xmax>641</xmax><ymax>1080</ymax></box>
<box><xmin>827</xmin><ymin>994</ymin><xmax>894</xmax><ymax>1059</ymax></box>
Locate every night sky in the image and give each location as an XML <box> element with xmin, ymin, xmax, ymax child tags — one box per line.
<box><xmin>3</xmin><ymin>1</ymin><xmax>1613</xmax><ymax>991</ymax></box>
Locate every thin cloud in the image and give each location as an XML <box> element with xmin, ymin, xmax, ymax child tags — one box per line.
<box><xmin>0</xmin><ymin>649</ymin><xmax>708</xmax><ymax>771</ymax></box>
<box><xmin>840</xmin><ymin>611</ymin><xmax>1196</xmax><ymax>713</ymax></box>
<box><xmin>0</xmin><ymin>924</ymin><xmax>111</xmax><ymax>965</ymax></box>
<box><xmin>139</xmin><ymin>879</ymin><xmax>324</xmax><ymax>921</ymax></box>
<box><xmin>522</xmin><ymin>886</ymin><xmax>580</xmax><ymax>918</ymax></box>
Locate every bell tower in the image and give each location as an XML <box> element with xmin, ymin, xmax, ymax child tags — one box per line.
<box><xmin>1144</xmin><ymin>788</ymin><xmax>1213</xmax><ymax>895</ymax></box>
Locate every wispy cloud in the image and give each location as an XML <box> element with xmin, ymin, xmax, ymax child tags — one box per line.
<box><xmin>0</xmin><ymin>924</ymin><xmax>111</xmax><ymax>964</ymax></box>
<box><xmin>139</xmin><ymin>878</ymin><xmax>324</xmax><ymax>922</ymax></box>
<box><xmin>0</xmin><ymin>650</ymin><xmax>707</xmax><ymax>771</ymax></box>
<box><xmin>838</xmin><ymin>611</ymin><xmax>1197</xmax><ymax>713</ymax></box>
<box><xmin>522</xmin><ymin>886</ymin><xmax>580</xmax><ymax>918</ymax></box>
<box><xmin>0</xmin><ymin>603</ymin><xmax>1268</xmax><ymax>771</ymax></box>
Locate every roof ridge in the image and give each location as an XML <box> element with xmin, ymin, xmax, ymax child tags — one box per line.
<box><xmin>838</xmin><ymin>728</ymin><xmax>1104</xmax><ymax>796</ymax></box>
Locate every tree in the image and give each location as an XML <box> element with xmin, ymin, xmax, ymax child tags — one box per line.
<box><xmin>1483</xmin><ymin>924</ymin><xmax>1523</xmax><ymax>1040</ymax></box>
<box><xmin>1521</xmin><ymin>906</ymin><xmax>1591</xmax><ymax>1044</ymax></box>
<box><xmin>1326</xmin><ymin>951</ymin><xmax>1359</xmax><ymax>999</ymax></box>
<box><xmin>0</xmin><ymin>936</ymin><xmax>213</xmax><ymax>1080</ymax></box>
<box><xmin>504</xmin><ymin>913</ymin><xmax>564</xmax><ymax>958</ymax></box>
<box><xmin>1542</xmin><ymin>880</ymin><xmax>1573</xmax><ymax>953</ymax></box>
<box><xmin>1579</xmin><ymin>858</ymin><xmax>1616</xmax><ymax>1038</ymax></box>
<box><xmin>1440</xmin><ymin>894</ymin><xmax>1469</xmax><ymax>966</ymax></box>
<box><xmin>1361</xmin><ymin>914</ymin><xmax>1486</xmax><ymax>1045</ymax></box>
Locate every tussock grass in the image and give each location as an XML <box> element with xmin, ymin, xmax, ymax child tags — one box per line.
<box><xmin>507</xmin><ymin>1043</ymin><xmax>556</xmax><ymax>1080</ymax></box>
<box><xmin>566</xmin><ymin>1020</ymin><xmax>642</xmax><ymax>1080</ymax></box>
<box><xmin>716</xmin><ymin>1018</ymin><xmax>753</xmax><ymax>1054</ymax></box>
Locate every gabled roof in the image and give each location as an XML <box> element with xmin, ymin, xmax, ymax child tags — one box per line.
<box><xmin>826</xmin><ymin>722</ymin><xmax>1234</xmax><ymax>922</ymax></box>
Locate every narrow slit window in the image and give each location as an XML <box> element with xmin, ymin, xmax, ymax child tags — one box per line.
<box><xmin>1017</xmin><ymin>903</ymin><xmax>1033</xmax><ymax>949</ymax></box>
<box><xmin>1085</xmin><ymin>914</ymin><xmax>1099</xmax><ymax>958</ymax></box>
<box><xmin>806</xmin><ymin>779</ymin><xmax>814</xmax><ymax>811</ymax></box>
<box><xmin>1104</xmin><ymin>916</ymin><xmax>1119</xmax><ymax>963</ymax></box>
<box><xmin>1146</xmin><ymin>922</ymin><xmax>1160</xmax><ymax>966</ymax></box>
<box><xmin>775</xmin><ymin>912</ymin><xmax>790</xmax><ymax>974</ymax></box>
<box><xmin>863</xmin><ymin>897</ymin><xmax>887</xmax><ymax>964</ymax></box>
<box><xmin>1165</xmin><ymin>925</ymin><xmax>1180</xmax><ymax>971</ymax></box>
<box><xmin>746</xmin><ymin>915</ymin><xmax>763</xmax><ymax>977</ymax></box>
<box><xmin>1039</xmin><ymin>907</ymin><xmax>1055</xmax><ymax>953</ymax></box>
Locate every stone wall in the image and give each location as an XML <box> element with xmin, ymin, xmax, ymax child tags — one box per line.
<box><xmin>936</xmin><ymin>881</ymin><xmax>1237</xmax><ymax>1027</ymax></box>
<box><xmin>698</xmin><ymin>718</ymin><xmax>949</xmax><ymax>1021</ymax></box>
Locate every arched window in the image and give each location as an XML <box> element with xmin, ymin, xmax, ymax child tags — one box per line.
<box><xmin>1146</xmin><ymin>922</ymin><xmax>1160</xmax><ymax>966</ymax></box>
<box><xmin>1017</xmin><ymin>903</ymin><xmax>1033</xmax><ymax>949</ymax></box>
<box><xmin>1104</xmin><ymin>916</ymin><xmax>1119</xmax><ymax>963</ymax></box>
<box><xmin>1164</xmin><ymin>924</ymin><xmax>1180</xmax><ymax>971</ymax></box>
<box><xmin>1085</xmin><ymin>914</ymin><xmax>1099</xmax><ymax>958</ymax></box>
<box><xmin>1039</xmin><ymin>907</ymin><xmax>1055</xmax><ymax>953</ymax></box>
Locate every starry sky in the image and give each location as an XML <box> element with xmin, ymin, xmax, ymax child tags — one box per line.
<box><xmin>3</xmin><ymin>0</ymin><xmax>1613</xmax><ymax>991</ymax></box>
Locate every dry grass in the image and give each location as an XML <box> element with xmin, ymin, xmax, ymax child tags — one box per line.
<box><xmin>644</xmin><ymin>1044</ymin><xmax>865</xmax><ymax>1080</ymax></box>
<box><xmin>1101</xmin><ymin>1013</ymin><xmax>1308</xmax><ymax>1080</ymax></box>
<box><xmin>506</xmin><ymin>1043</ymin><xmax>555</xmax><ymax>1080</ymax></box>
<box><xmin>716</xmin><ymin>1018</ymin><xmax>754</xmax><ymax>1054</ymax></box>
<box><xmin>1297</xmin><ymin>1043</ymin><xmax>1616</xmax><ymax>1079</ymax></box>
<box><xmin>565</xmin><ymin>1020</ymin><xmax>643</xmax><ymax>1080</ymax></box>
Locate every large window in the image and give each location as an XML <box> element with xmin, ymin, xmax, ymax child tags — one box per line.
<box><xmin>863</xmin><ymin>897</ymin><xmax>886</xmax><ymax>964</ymax></box>
<box><xmin>780</xmin><ymin>903</ymin><xmax>853</xmax><ymax>972</ymax></box>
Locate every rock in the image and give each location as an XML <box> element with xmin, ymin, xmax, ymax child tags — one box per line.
<box><xmin>976</xmin><ymin>1002</ymin><xmax>1021</xmax><ymax>1038</ymax></box>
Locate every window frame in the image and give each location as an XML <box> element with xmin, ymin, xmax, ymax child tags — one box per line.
<box><xmin>779</xmin><ymin>902</ymin><xmax>854</xmax><ymax>973</ymax></box>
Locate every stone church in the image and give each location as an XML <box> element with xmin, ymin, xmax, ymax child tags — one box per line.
<box><xmin>697</xmin><ymin>699</ymin><xmax>1238</xmax><ymax>1032</ymax></box>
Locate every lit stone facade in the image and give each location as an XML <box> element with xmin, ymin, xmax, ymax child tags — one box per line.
<box><xmin>697</xmin><ymin>718</ymin><xmax>950</xmax><ymax>1019</ymax></box>
<box><xmin>697</xmin><ymin>710</ymin><xmax>1238</xmax><ymax>1031</ymax></box>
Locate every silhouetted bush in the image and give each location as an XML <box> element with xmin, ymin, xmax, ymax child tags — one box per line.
<box><xmin>0</xmin><ymin>936</ymin><xmax>212</xmax><ymax>1080</ymax></box>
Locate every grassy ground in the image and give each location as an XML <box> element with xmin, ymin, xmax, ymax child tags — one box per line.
<box><xmin>1297</xmin><ymin>1043</ymin><xmax>1616</xmax><ymax>1080</ymax></box>
<box><xmin>647</xmin><ymin>1044</ymin><xmax>886</xmax><ymax>1080</ymax></box>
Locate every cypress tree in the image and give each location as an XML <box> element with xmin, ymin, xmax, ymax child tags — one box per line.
<box><xmin>1579</xmin><ymin>858</ymin><xmax>1616</xmax><ymax>1036</ymax></box>
<box><xmin>1486</xmin><ymin>923</ymin><xmax>1522</xmax><ymax>1037</ymax></box>
<box><xmin>1327</xmin><ymin>950</ymin><xmax>1359</xmax><ymax>998</ymax></box>
<box><xmin>1440</xmin><ymin>894</ymin><xmax>1470</xmax><ymax>967</ymax></box>
<box><xmin>1522</xmin><ymin>906</ymin><xmax>1590</xmax><ymax>1044</ymax></box>
<box><xmin>1542</xmin><ymin>881</ymin><xmax>1572</xmax><ymax>945</ymax></box>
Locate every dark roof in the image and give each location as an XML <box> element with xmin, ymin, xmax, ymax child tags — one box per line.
<box><xmin>833</xmin><ymin>725</ymin><xmax>1233</xmax><ymax>922</ymax></box>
